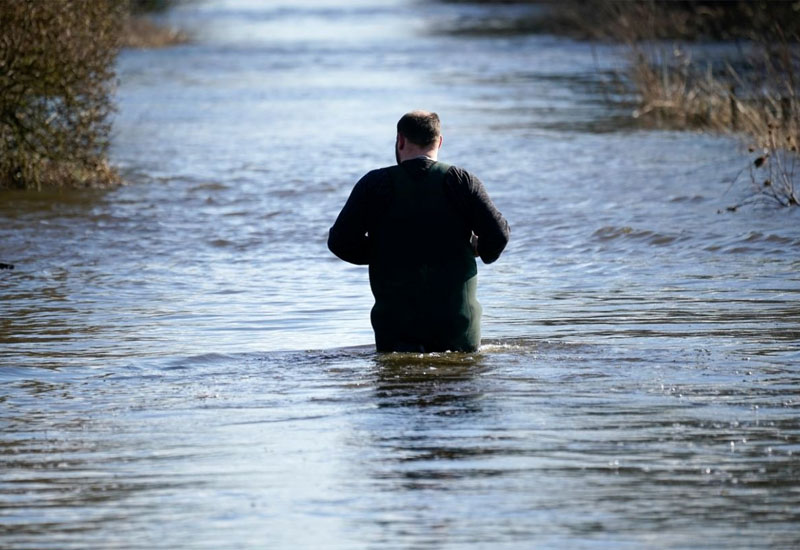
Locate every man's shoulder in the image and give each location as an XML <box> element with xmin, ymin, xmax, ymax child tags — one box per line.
<box><xmin>354</xmin><ymin>166</ymin><xmax>393</xmax><ymax>189</ymax></box>
<box><xmin>358</xmin><ymin>162</ymin><xmax>478</xmax><ymax>186</ymax></box>
<box><xmin>360</xmin><ymin>165</ymin><xmax>395</xmax><ymax>180</ymax></box>
<box><xmin>442</xmin><ymin>163</ymin><xmax>481</xmax><ymax>189</ymax></box>
<box><xmin>444</xmin><ymin>163</ymin><xmax>467</xmax><ymax>175</ymax></box>
<box><xmin>352</xmin><ymin>166</ymin><xmax>396</xmax><ymax>201</ymax></box>
<box><xmin>448</xmin><ymin>162</ymin><xmax>480</xmax><ymax>175</ymax></box>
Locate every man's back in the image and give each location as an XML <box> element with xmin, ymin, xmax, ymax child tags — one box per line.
<box><xmin>328</xmin><ymin>157</ymin><xmax>509</xmax><ymax>352</ymax></box>
<box><xmin>369</xmin><ymin>160</ymin><xmax>480</xmax><ymax>352</ymax></box>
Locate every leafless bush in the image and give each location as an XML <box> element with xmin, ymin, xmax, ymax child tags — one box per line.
<box><xmin>554</xmin><ymin>1</ymin><xmax>800</xmax><ymax>207</ymax></box>
<box><xmin>724</xmin><ymin>137</ymin><xmax>799</xmax><ymax>210</ymax></box>
<box><xmin>0</xmin><ymin>0</ymin><xmax>125</xmax><ymax>189</ymax></box>
<box><xmin>440</xmin><ymin>0</ymin><xmax>800</xmax><ymax>206</ymax></box>
<box><xmin>627</xmin><ymin>25</ymin><xmax>799</xmax><ymax>207</ymax></box>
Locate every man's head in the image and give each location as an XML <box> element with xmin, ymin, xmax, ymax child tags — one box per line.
<box><xmin>397</xmin><ymin>110</ymin><xmax>441</xmax><ymax>147</ymax></box>
<box><xmin>395</xmin><ymin>110</ymin><xmax>443</xmax><ymax>164</ymax></box>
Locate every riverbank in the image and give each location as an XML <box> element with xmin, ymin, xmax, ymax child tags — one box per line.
<box><xmin>594</xmin><ymin>1</ymin><xmax>799</xmax><ymax>207</ymax></box>
<box><xmin>442</xmin><ymin>0</ymin><xmax>800</xmax><ymax>207</ymax></box>
<box><xmin>0</xmin><ymin>1</ymin><xmax>188</xmax><ymax>191</ymax></box>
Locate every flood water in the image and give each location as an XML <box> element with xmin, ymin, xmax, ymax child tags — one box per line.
<box><xmin>2</xmin><ymin>1</ymin><xmax>799</xmax><ymax>548</ymax></box>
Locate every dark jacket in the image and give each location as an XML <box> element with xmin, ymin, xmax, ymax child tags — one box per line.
<box><xmin>328</xmin><ymin>158</ymin><xmax>509</xmax><ymax>352</ymax></box>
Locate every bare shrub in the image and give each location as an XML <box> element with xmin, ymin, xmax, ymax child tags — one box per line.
<box><xmin>440</xmin><ymin>0</ymin><xmax>800</xmax><ymax>206</ymax></box>
<box><xmin>0</xmin><ymin>0</ymin><xmax>125</xmax><ymax>189</ymax></box>
<box><xmin>553</xmin><ymin>1</ymin><xmax>800</xmax><ymax>207</ymax></box>
<box><xmin>627</xmin><ymin>25</ymin><xmax>799</xmax><ymax>207</ymax></box>
<box><xmin>724</xmin><ymin>137</ymin><xmax>799</xmax><ymax>210</ymax></box>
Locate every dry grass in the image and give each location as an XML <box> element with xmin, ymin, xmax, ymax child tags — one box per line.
<box><xmin>122</xmin><ymin>16</ymin><xmax>189</xmax><ymax>49</ymax></box>
<box><xmin>572</xmin><ymin>1</ymin><xmax>800</xmax><ymax>208</ymax></box>
<box><xmin>629</xmin><ymin>42</ymin><xmax>799</xmax><ymax>207</ymax></box>
<box><xmin>442</xmin><ymin>0</ymin><xmax>800</xmax><ymax>206</ymax></box>
<box><xmin>630</xmin><ymin>48</ymin><xmax>731</xmax><ymax>128</ymax></box>
<box><xmin>631</xmin><ymin>49</ymin><xmax>798</xmax><ymax>140</ymax></box>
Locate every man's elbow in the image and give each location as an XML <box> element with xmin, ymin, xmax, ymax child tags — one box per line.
<box><xmin>328</xmin><ymin>228</ymin><xmax>369</xmax><ymax>265</ymax></box>
<box><xmin>480</xmin><ymin>246</ymin><xmax>505</xmax><ymax>264</ymax></box>
<box><xmin>327</xmin><ymin>228</ymin><xmax>348</xmax><ymax>261</ymax></box>
<box><xmin>479</xmin><ymin>227</ymin><xmax>510</xmax><ymax>264</ymax></box>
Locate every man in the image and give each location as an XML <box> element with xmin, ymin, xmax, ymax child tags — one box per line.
<box><xmin>328</xmin><ymin>110</ymin><xmax>509</xmax><ymax>352</ymax></box>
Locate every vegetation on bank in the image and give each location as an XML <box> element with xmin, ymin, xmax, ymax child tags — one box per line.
<box><xmin>125</xmin><ymin>0</ymin><xmax>189</xmax><ymax>49</ymax></box>
<box><xmin>0</xmin><ymin>0</ymin><xmax>186</xmax><ymax>190</ymax></box>
<box><xmin>0</xmin><ymin>0</ymin><xmax>123</xmax><ymax>189</ymax></box>
<box><xmin>446</xmin><ymin>1</ymin><xmax>800</xmax><ymax>208</ymax></box>
<box><xmin>570</xmin><ymin>1</ymin><xmax>800</xmax><ymax>208</ymax></box>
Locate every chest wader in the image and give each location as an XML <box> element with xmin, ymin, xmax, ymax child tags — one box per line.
<box><xmin>368</xmin><ymin>162</ymin><xmax>481</xmax><ymax>352</ymax></box>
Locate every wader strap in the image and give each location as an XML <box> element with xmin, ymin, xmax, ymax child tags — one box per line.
<box><xmin>371</xmin><ymin>161</ymin><xmax>480</xmax><ymax>352</ymax></box>
<box><xmin>426</xmin><ymin>161</ymin><xmax>451</xmax><ymax>183</ymax></box>
<box><xmin>387</xmin><ymin>162</ymin><xmax>451</xmax><ymax>205</ymax></box>
<box><xmin>388</xmin><ymin>161</ymin><xmax>450</xmax><ymax>184</ymax></box>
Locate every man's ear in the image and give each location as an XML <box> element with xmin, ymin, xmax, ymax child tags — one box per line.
<box><xmin>437</xmin><ymin>136</ymin><xmax>443</xmax><ymax>149</ymax></box>
<box><xmin>396</xmin><ymin>133</ymin><xmax>406</xmax><ymax>150</ymax></box>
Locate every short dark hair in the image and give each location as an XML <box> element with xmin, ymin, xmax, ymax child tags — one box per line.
<box><xmin>397</xmin><ymin>110</ymin><xmax>441</xmax><ymax>147</ymax></box>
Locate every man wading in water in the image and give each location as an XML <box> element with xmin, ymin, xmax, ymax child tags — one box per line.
<box><xmin>328</xmin><ymin>110</ymin><xmax>510</xmax><ymax>352</ymax></box>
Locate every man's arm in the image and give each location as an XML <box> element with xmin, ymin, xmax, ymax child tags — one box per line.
<box><xmin>461</xmin><ymin>171</ymin><xmax>510</xmax><ymax>264</ymax></box>
<box><xmin>328</xmin><ymin>177</ymin><xmax>371</xmax><ymax>265</ymax></box>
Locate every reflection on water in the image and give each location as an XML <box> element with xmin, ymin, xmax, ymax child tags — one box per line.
<box><xmin>1</xmin><ymin>0</ymin><xmax>799</xmax><ymax>548</ymax></box>
<box><xmin>373</xmin><ymin>351</ymin><xmax>488</xmax><ymax>410</ymax></box>
<box><xmin>2</xmin><ymin>343</ymin><xmax>798</xmax><ymax>548</ymax></box>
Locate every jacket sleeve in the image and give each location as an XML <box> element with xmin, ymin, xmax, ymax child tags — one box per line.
<box><xmin>464</xmin><ymin>172</ymin><xmax>510</xmax><ymax>264</ymax></box>
<box><xmin>328</xmin><ymin>176</ymin><xmax>371</xmax><ymax>265</ymax></box>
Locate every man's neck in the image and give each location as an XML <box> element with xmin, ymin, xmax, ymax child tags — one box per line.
<box><xmin>399</xmin><ymin>150</ymin><xmax>438</xmax><ymax>163</ymax></box>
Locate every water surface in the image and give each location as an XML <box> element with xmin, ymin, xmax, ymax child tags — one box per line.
<box><xmin>1</xmin><ymin>1</ymin><xmax>799</xmax><ymax>548</ymax></box>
